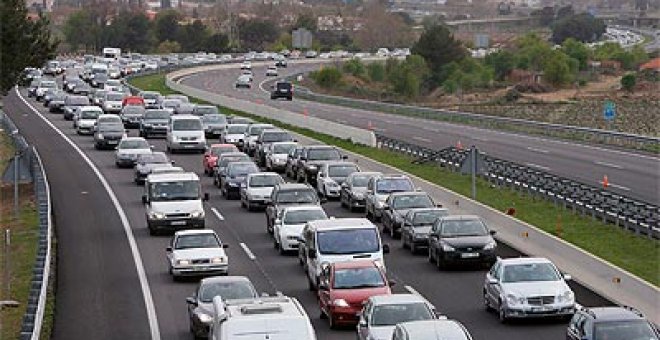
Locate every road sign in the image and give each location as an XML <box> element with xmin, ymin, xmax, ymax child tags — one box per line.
<box><xmin>604</xmin><ymin>100</ymin><xmax>616</xmax><ymax>121</ymax></box>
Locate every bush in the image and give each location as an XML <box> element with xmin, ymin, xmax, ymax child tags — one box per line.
<box><xmin>367</xmin><ymin>62</ymin><xmax>385</xmax><ymax>82</ymax></box>
<box><xmin>311</xmin><ymin>67</ymin><xmax>343</xmax><ymax>88</ymax></box>
<box><xmin>504</xmin><ymin>88</ymin><xmax>521</xmax><ymax>102</ymax></box>
<box><xmin>621</xmin><ymin>73</ymin><xmax>636</xmax><ymax>92</ymax></box>
<box><xmin>343</xmin><ymin>58</ymin><xmax>366</xmax><ymax>77</ymax></box>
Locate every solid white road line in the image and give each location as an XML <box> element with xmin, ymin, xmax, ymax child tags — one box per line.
<box><xmin>594</xmin><ymin>160</ymin><xmax>624</xmax><ymax>169</ymax></box>
<box><xmin>526</xmin><ymin>146</ymin><xmax>550</xmax><ymax>154</ymax></box>
<box><xmin>413</xmin><ymin>136</ymin><xmax>432</xmax><ymax>143</ymax></box>
<box><xmin>258</xmin><ymin>77</ymin><xmax>271</xmax><ymax>94</ymax></box>
<box><xmin>525</xmin><ymin>163</ymin><xmax>552</xmax><ymax>171</ymax></box>
<box><xmin>16</xmin><ymin>88</ymin><xmax>161</xmax><ymax>340</ymax></box>
<box><xmin>239</xmin><ymin>242</ymin><xmax>257</xmax><ymax>260</ymax></box>
<box><xmin>211</xmin><ymin>207</ymin><xmax>225</xmax><ymax>221</ymax></box>
<box><xmin>600</xmin><ymin>181</ymin><xmax>631</xmax><ymax>191</ymax></box>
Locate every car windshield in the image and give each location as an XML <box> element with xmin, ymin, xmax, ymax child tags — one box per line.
<box><xmin>333</xmin><ymin>267</ymin><xmax>384</xmax><ymax>289</ymax></box>
<box><xmin>249</xmin><ymin>126</ymin><xmax>270</xmax><ymax>136</ymax></box>
<box><xmin>277</xmin><ymin>83</ymin><xmax>291</xmax><ymax>90</ymax></box>
<box><xmin>99</xmin><ymin>123</ymin><xmax>124</xmax><ymax>132</ymax></box>
<box><xmin>440</xmin><ymin>219</ymin><xmax>488</xmax><ymax>237</ymax></box>
<box><xmin>203</xmin><ymin>114</ymin><xmax>227</xmax><ymax>123</ymax></box>
<box><xmin>276</xmin><ymin>190</ymin><xmax>318</xmax><ymax>204</ymax></box>
<box><xmin>328</xmin><ymin>165</ymin><xmax>358</xmax><ymax>178</ymax></box>
<box><xmin>138</xmin><ymin>153</ymin><xmax>168</xmax><ymax>164</ymax></box>
<box><xmin>413</xmin><ymin>210</ymin><xmax>449</xmax><ymax>225</ymax></box>
<box><xmin>308</xmin><ymin>148</ymin><xmax>341</xmax><ymax>161</ymax></box>
<box><xmin>228</xmin><ymin>164</ymin><xmax>258</xmax><ymax>177</ymax></box>
<box><xmin>370</xmin><ymin>303</ymin><xmax>434</xmax><ymax>326</ymax></box>
<box><xmin>107</xmin><ymin>93</ymin><xmax>123</xmax><ymax>101</ymax></box>
<box><xmin>594</xmin><ymin>320</ymin><xmax>658</xmax><ymax>340</ymax></box>
<box><xmin>219</xmin><ymin>156</ymin><xmax>249</xmax><ymax>168</ymax></box>
<box><xmin>195</xmin><ymin>106</ymin><xmax>218</xmax><ymax>115</ymax></box>
<box><xmin>272</xmin><ymin>143</ymin><xmax>296</xmax><ymax>154</ymax></box>
<box><xmin>120</xmin><ymin>139</ymin><xmax>149</xmax><ymax>149</ymax></box>
<box><xmin>145</xmin><ymin>111</ymin><xmax>170</xmax><ymax>119</ymax></box>
<box><xmin>175</xmin><ymin>234</ymin><xmax>219</xmax><ymax>250</ymax></box>
<box><xmin>211</xmin><ymin>146</ymin><xmax>236</xmax><ymax>156</ymax></box>
<box><xmin>173</xmin><ymin>119</ymin><xmax>202</xmax><ymax>131</ymax></box>
<box><xmin>392</xmin><ymin>195</ymin><xmax>433</xmax><ymax>210</ymax></box>
<box><xmin>68</xmin><ymin>97</ymin><xmax>90</xmax><ymax>105</ymax></box>
<box><xmin>317</xmin><ymin>228</ymin><xmax>379</xmax><ymax>255</ymax></box>
<box><xmin>94</xmin><ymin>91</ymin><xmax>107</xmax><ymax>99</ymax></box>
<box><xmin>249</xmin><ymin>175</ymin><xmax>282</xmax><ymax>187</ymax></box>
<box><xmin>227</xmin><ymin>125</ymin><xmax>247</xmax><ymax>134</ymax></box>
<box><xmin>262</xmin><ymin>132</ymin><xmax>291</xmax><ymax>143</ymax></box>
<box><xmin>283</xmin><ymin>209</ymin><xmax>326</xmax><ymax>224</ymax></box>
<box><xmin>142</xmin><ymin>93</ymin><xmax>159</xmax><ymax>100</ymax></box>
<box><xmin>80</xmin><ymin>110</ymin><xmax>100</xmax><ymax>119</ymax></box>
<box><xmin>123</xmin><ymin>107</ymin><xmax>145</xmax><ymax>115</ymax></box>
<box><xmin>162</xmin><ymin>100</ymin><xmax>179</xmax><ymax>108</ymax></box>
<box><xmin>350</xmin><ymin>175</ymin><xmax>372</xmax><ymax>187</ymax></box>
<box><xmin>199</xmin><ymin>281</ymin><xmax>256</xmax><ymax>303</ymax></box>
<box><xmin>376</xmin><ymin>179</ymin><xmax>413</xmax><ymax>194</ymax></box>
<box><xmin>150</xmin><ymin>181</ymin><xmax>199</xmax><ymax>201</ymax></box>
<box><xmin>501</xmin><ymin>263</ymin><xmax>561</xmax><ymax>283</ymax></box>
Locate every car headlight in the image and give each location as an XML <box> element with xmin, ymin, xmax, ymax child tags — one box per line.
<box><xmin>484</xmin><ymin>241</ymin><xmax>497</xmax><ymax>250</ymax></box>
<box><xmin>190</xmin><ymin>210</ymin><xmax>204</xmax><ymax>219</ymax></box>
<box><xmin>375</xmin><ymin>201</ymin><xmax>385</xmax><ymax>209</ymax></box>
<box><xmin>210</xmin><ymin>257</ymin><xmax>226</xmax><ymax>264</ymax></box>
<box><xmin>97</xmin><ymin>133</ymin><xmax>103</xmax><ymax>139</ymax></box>
<box><xmin>142</xmin><ymin>123</ymin><xmax>152</xmax><ymax>127</ymax></box>
<box><xmin>228</xmin><ymin>181</ymin><xmax>239</xmax><ymax>187</ymax></box>
<box><xmin>332</xmin><ymin>299</ymin><xmax>350</xmax><ymax>307</ymax></box>
<box><xmin>196</xmin><ymin>312</ymin><xmax>213</xmax><ymax>324</ymax></box>
<box><xmin>149</xmin><ymin>211</ymin><xmax>166</xmax><ymax>219</ymax></box>
<box><xmin>353</xmin><ymin>192</ymin><xmax>364</xmax><ymax>199</ymax></box>
<box><xmin>441</xmin><ymin>243</ymin><xmax>455</xmax><ymax>252</ymax></box>
<box><xmin>413</xmin><ymin>232</ymin><xmax>428</xmax><ymax>240</ymax></box>
<box><xmin>506</xmin><ymin>293</ymin><xmax>526</xmax><ymax>306</ymax></box>
<box><xmin>557</xmin><ymin>290</ymin><xmax>574</xmax><ymax>303</ymax></box>
<box><xmin>177</xmin><ymin>259</ymin><xmax>190</xmax><ymax>265</ymax></box>
<box><xmin>306</xmin><ymin>165</ymin><xmax>317</xmax><ymax>171</ymax></box>
<box><xmin>326</xmin><ymin>181</ymin><xmax>339</xmax><ymax>188</ymax></box>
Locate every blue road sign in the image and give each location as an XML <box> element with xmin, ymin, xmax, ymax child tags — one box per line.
<box><xmin>604</xmin><ymin>101</ymin><xmax>616</xmax><ymax>121</ymax></box>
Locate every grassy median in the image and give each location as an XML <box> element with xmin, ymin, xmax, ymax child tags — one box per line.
<box><xmin>130</xmin><ymin>73</ymin><xmax>660</xmax><ymax>286</ymax></box>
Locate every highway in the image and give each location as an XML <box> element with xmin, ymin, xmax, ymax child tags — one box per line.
<box><xmin>179</xmin><ymin>63</ymin><xmax>660</xmax><ymax>205</ymax></box>
<box><xmin>3</xmin><ymin>85</ymin><xmax>612</xmax><ymax>340</ymax></box>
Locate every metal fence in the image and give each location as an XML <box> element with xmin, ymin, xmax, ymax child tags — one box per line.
<box><xmin>376</xmin><ymin>133</ymin><xmax>660</xmax><ymax>239</ymax></box>
<box><xmin>0</xmin><ymin>109</ymin><xmax>53</xmax><ymax>340</ymax></box>
<box><xmin>287</xmin><ymin>76</ymin><xmax>660</xmax><ymax>151</ymax></box>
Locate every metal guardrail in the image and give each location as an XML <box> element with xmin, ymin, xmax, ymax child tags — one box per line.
<box><xmin>376</xmin><ymin>133</ymin><xmax>660</xmax><ymax>239</ymax></box>
<box><xmin>0</xmin><ymin>110</ymin><xmax>53</xmax><ymax>340</ymax></box>
<box><xmin>285</xmin><ymin>74</ymin><xmax>660</xmax><ymax>151</ymax></box>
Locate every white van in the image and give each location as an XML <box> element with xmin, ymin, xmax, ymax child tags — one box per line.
<box><xmin>142</xmin><ymin>172</ymin><xmax>209</xmax><ymax>235</ymax></box>
<box><xmin>166</xmin><ymin>115</ymin><xmax>207</xmax><ymax>153</ymax></box>
<box><xmin>210</xmin><ymin>296</ymin><xmax>316</xmax><ymax>340</ymax></box>
<box><xmin>299</xmin><ymin>218</ymin><xmax>389</xmax><ymax>290</ymax></box>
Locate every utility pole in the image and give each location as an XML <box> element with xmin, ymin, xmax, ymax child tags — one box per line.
<box><xmin>471</xmin><ymin>145</ymin><xmax>477</xmax><ymax>200</ymax></box>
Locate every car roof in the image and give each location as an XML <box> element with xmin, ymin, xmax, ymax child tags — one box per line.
<box><xmin>219</xmin><ymin>152</ymin><xmax>248</xmax><ymax>158</ymax></box>
<box><xmin>248</xmin><ymin>172</ymin><xmax>279</xmax><ymax>178</ymax></box>
<box><xmin>332</xmin><ymin>260</ymin><xmax>380</xmax><ymax>270</ymax></box>
<box><xmin>322</xmin><ymin>161</ymin><xmax>357</xmax><ymax>168</ymax></box>
<box><xmin>368</xmin><ymin>293</ymin><xmax>428</xmax><ymax>305</ymax></box>
<box><xmin>80</xmin><ymin>106</ymin><xmax>102</xmax><ymax>111</ymax></box>
<box><xmin>438</xmin><ymin>215</ymin><xmax>481</xmax><ymax>222</ymax></box>
<box><xmin>408</xmin><ymin>207</ymin><xmax>448</xmax><ymax>214</ymax></box>
<box><xmin>200</xmin><ymin>275</ymin><xmax>254</xmax><ymax>286</ymax></box>
<box><xmin>282</xmin><ymin>205</ymin><xmax>325</xmax><ymax>213</ymax></box>
<box><xmin>390</xmin><ymin>191</ymin><xmax>428</xmax><ymax>197</ymax></box>
<box><xmin>398</xmin><ymin>320</ymin><xmax>470</xmax><ymax>339</ymax></box>
<box><xmin>276</xmin><ymin>183</ymin><xmax>313</xmax><ymax>190</ymax></box>
<box><xmin>307</xmin><ymin>218</ymin><xmax>374</xmax><ymax>230</ymax></box>
<box><xmin>499</xmin><ymin>257</ymin><xmax>552</xmax><ymax>265</ymax></box>
<box><xmin>170</xmin><ymin>114</ymin><xmax>200</xmax><ymax>121</ymax></box>
<box><xmin>211</xmin><ymin>143</ymin><xmax>237</xmax><ymax>148</ymax></box>
<box><xmin>147</xmin><ymin>172</ymin><xmax>199</xmax><ymax>182</ymax></box>
<box><xmin>585</xmin><ymin>307</ymin><xmax>648</xmax><ymax>322</ymax></box>
<box><xmin>175</xmin><ymin>229</ymin><xmax>217</xmax><ymax>237</ymax></box>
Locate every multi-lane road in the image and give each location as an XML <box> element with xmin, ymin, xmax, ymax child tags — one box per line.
<box><xmin>179</xmin><ymin>63</ymin><xmax>660</xmax><ymax>205</ymax></box>
<box><xmin>4</xmin><ymin>81</ymin><xmax>612</xmax><ymax>340</ymax></box>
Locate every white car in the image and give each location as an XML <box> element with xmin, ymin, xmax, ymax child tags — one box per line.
<box><xmin>240</xmin><ymin>61</ymin><xmax>252</xmax><ymax>70</ymax></box>
<box><xmin>357</xmin><ymin>294</ymin><xmax>438</xmax><ymax>340</ymax></box>
<box><xmin>103</xmin><ymin>91</ymin><xmax>124</xmax><ymax>114</ymax></box>
<box><xmin>221</xmin><ymin>124</ymin><xmax>248</xmax><ymax>145</ymax></box>
<box><xmin>35</xmin><ymin>80</ymin><xmax>58</xmax><ymax>100</ymax></box>
<box><xmin>105</xmin><ymin>79</ymin><xmax>123</xmax><ymax>91</ymax></box>
<box><xmin>235</xmin><ymin>75</ymin><xmax>252</xmax><ymax>89</ymax></box>
<box><xmin>316</xmin><ymin>161</ymin><xmax>360</xmax><ymax>198</ymax></box>
<box><xmin>74</xmin><ymin>106</ymin><xmax>103</xmax><ymax>135</ymax></box>
<box><xmin>274</xmin><ymin>205</ymin><xmax>327</xmax><ymax>254</ymax></box>
<box><xmin>166</xmin><ymin>229</ymin><xmax>229</xmax><ymax>279</ymax></box>
<box><xmin>115</xmin><ymin>137</ymin><xmax>152</xmax><ymax>168</ymax></box>
<box><xmin>266</xmin><ymin>66</ymin><xmax>278</xmax><ymax>76</ymax></box>
<box><xmin>265</xmin><ymin>141</ymin><xmax>298</xmax><ymax>172</ymax></box>
<box><xmin>483</xmin><ymin>257</ymin><xmax>575</xmax><ymax>323</ymax></box>
<box><xmin>240</xmin><ymin>172</ymin><xmax>284</xmax><ymax>211</ymax></box>
<box><xmin>161</xmin><ymin>98</ymin><xmax>181</xmax><ymax>114</ymax></box>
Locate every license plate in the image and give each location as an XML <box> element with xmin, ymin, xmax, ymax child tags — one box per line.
<box><xmin>171</xmin><ymin>220</ymin><xmax>186</xmax><ymax>226</ymax></box>
<box><xmin>107</xmin><ymin>140</ymin><xmax>118</xmax><ymax>145</ymax></box>
<box><xmin>194</xmin><ymin>266</ymin><xmax>208</xmax><ymax>271</ymax></box>
<box><xmin>280</xmin><ymin>89</ymin><xmax>289</xmax><ymax>93</ymax></box>
<box><xmin>461</xmin><ymin>252</ymin><xmax>479</xmax><ymax>258</ymax></box>
<box><xmin>531</xmin><ymin>307</ymin><xmax>551</xmax><ymax>312</ymax></box>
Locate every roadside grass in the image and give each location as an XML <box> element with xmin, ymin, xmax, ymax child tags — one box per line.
<box><xmin>129</xmin><ymin>73</ymin><xmax>660</xmax><ymax>286</ymax></box>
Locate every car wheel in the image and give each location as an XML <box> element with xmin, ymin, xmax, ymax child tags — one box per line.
<box><xmin>427</xmin><ymin>247</ymin><xmax>434</xmax><ymax>263</ymax></box>
<box><xmin>246</xmin><ymin>200</ymin><xmax>252</xmax><ymax>211</ymax></box>
<box><xmin>498</xmin><ymin>303</ymin><xmax>508</xmax><ymax>324</ymax></box>
<box><xmin>390</xmin><ymin>224</ymin><xmax>397</xmax><ymax>239</ymax></box>
<box><xmin>410</xmin><ymin>241</ymin><xmax>418</xmax><ymax>255</ymax></box>
<box><xmin>149</xmin><ymin>226</ymin><xmax>157</xmax><ymax>236</ymax></box>
<box><xmin>278</xmin><ymin>241</ymin><xmax>286</xmax><ymax>255</ymax></box>
<box><xmin>319</xmin><ymin>308</ymin><xmax>327</xmax><ymax>319</ymax></box>
<box><xmin>308</xmin><ymin>276</ymin><xmax>315</xmax><ymax>291</ymax></box>
<box><xmin>436</xmin><ymin>252</ymin><xmax>445</xmax><ymax>270</ymax></box>
<box><xmin>328</xmin><ymin>312</ymin><xmax>338</xmax><ymax>329</ymax></box>
<box><xmin>401</xmin><ymin>234</ymin><xmax>408</xmax><ymax>249</ymax></box>
<box><xmin>484</xmin><ymin>291</ymin><xmax>494</xmax><ymax>311</ymax></box>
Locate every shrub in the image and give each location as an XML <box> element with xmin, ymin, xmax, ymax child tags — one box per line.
<box><xmin>621</xmin><ymin>73</ymin><xmax>636</xmax><ymax>92</ymax></box>
<box><xmin>367</xmin><ymin>62</ymin><xmax>385</xmax><ymax>82</ymax></box>
<box><xmin>312</xmin><ymin>67</ymin><xmax>343</xmax><ymax>88</ymax></box>
<box><xmin>343</xmin><ymin>58</ymin><xmax>366</xmax><ymax>77</ymax></box>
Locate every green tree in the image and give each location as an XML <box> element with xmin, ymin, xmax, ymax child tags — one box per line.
<box><xmin>411</xmin><ymin>24</ymin><xmax>467</xmax><ymax>83</ymax></box>
<box><xmin>543</xmin><ymin>50</ymin><xmax>574</xmax><ymax>86</ymax></box>
<box><xmin>294</xmin><ymin>12</ymin><xmax>317</xmax><ymax>31</ymax></box>
<box><xmin>551</xmin><ymin>13</ymin><xmax>606</xmax><ymax>44</ymax></box>
<box><xmin>156</xmin><ymin>40</ymin><xmax>181</xmax><ymax>54</ymax></box>
<box><xmin>561</xmin><ymin>38</ymin><xmax>590</xmax><ymax>70</ymax></box>
<box><xmin>312</xmin><ymin>67</ymin><xmax>342</xmax><ymax>88</ymax></box>
<box><xmin>485</xmin><ymin>50</ymin><xmax>516</xmax><ymax>80</ymax></box>
<box><xmin>155</xmin><ymin>9</ymin><xmax>181</xmax><ymax>43</ymax></box>
<box><xmin>387</xmin><ymin>55</ymin><xmax>430</xmax><ymax>98</ymax></box>
<box><xmin>621</xmin><ymin>73</ymin><xmax>636</xmax><ymax>92</ymax></box>
<box><xmin>205</xmin><ymin>33</ymin><xmax>229</xmax><ymax>53</ymax></box>
<box><xmin>367</xmin><ymin>62</ymin><xmax>385</xmax><ymax>82</ymax></box>
<box><xmin>62</xmin><ymin>9</ymin><xmax>98</xmax><ymax>51</ymax></box>
<box><xmin>177</xmin><ymin>20</ymin><xmax>210</xmax><ymax>52</ymax></box>
<box><xmin>1</xmin><ymin>0</ymin><xmax>58</xmax><ymax>92</ymax></box>
<box><xmin>441</xmin><ymin>58</ymin><xmax>494</xmax><ymax>93</ymax></box>
<box><xmin>125</xmin><ymin>13</ymin><xmax>153</xmax><ymax>53</ymax></box>
<box><xmin>516</xmin><ymin>33</ymin><xmax>554</xmax><ymax>71</ymax></box>
<box><xmin>343</xmin><ymin>58</ymin><xmax>366</xmax><ymax>77</ymax></box>
<box><xmin>239</xmin><ymin>19</ymin><xmax>280</xmax><ymax>51</ymax></box>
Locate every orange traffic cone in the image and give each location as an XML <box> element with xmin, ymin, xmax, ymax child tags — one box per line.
<box><xmin>602</xmin><ymin>175</ymin><xmax>609</xmax><ymax>188</ymax></box>
<box><xmin>456</xmin><ymin>140</ymin><xmax>463</xmax><ymax>150</ymax></box>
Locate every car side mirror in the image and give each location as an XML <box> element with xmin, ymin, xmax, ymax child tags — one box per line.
<box><xmin>186</xmin><ymin>297</ymin><xmax>197</xmax><ymax>306</ymax></box>
<box><xmin>382</xmin><ymin>203</ymin><xmax>389</xmax><ymax>210</ymax></box>
<box><xmin>274</xmin><ymin>219</ymin><xmax>281</xmax><ymax>225</ymax></box>
<box><xmin>203</xmin><ymin>193</ymin><xmax>210</xmax><ymax>201</ymax></box>
<box><xmin>318</xmin><ymin>173</ymin><xmax>325</xmax><ymax>178</ymax></box>
<box><xmin>489</xmin><ymin>230</ymin><xmax>497</xmax><ymax>236</ymax></box>
<box><xmin>222</xmin><ymin>244</ymin><xmax>229</xmax><ymax>249</ymax></box>
<box><xmin>166</xmin><ymin>246</ymin><xmax>172</xmax><ymax>252</ymax></box>
<box><xmin>388</xmin><ymin>279</ymin><xmax>397</xmax><ymax>286</ymax></box>
<box><xmin>142</xmin><ymin>195</ymin><xmax>148</xmax><ymax>204</ymax></box>
<box><xmin>563</xmin><ymin>274</ymin><xmax>572</xmax><ymax>281</ymax></box>
<box><xmin>382</xmin><ymin>244</ymin><xmax>390</xmax><ymax>254</ymax></box>
<box><xmin>307</xmin><ymin>248</ymin><xmax>316</xmax><ymax>259</ymax></box>
<box><xmin>488</xmin><ymin>278</ymin><xmax>498</xmax><ymax>285</ymax></box>
<box><xmin>342</xmin><ymin>155</ymin><xmax>348</xmax><ymax>160</ymax></box>
<box><xmin>318</xmin><ymin>282</ymin><xmax>328</xmax><ymax>290</ymax></box>
<box><xmin>171</xmin><ymin>160</ymin><xmax>175</xmax><ymax>165</ymax></box>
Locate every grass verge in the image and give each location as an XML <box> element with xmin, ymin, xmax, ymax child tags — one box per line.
<box><xmin>129</xmin><ymin>73</ymin><xmax>660</xmax><ymax>286</ymax></box>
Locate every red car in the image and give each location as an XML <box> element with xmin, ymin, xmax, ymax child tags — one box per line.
<box><xmin>122</xmin><ymin>96</ymin><xmax>145</xmax><ymax>107</ymax></box>
<box><xmin>203</xmin><ymin>144</ymin><xmax>239</xmax><ymax>175</ymax></box>
<box><xmin>318</xmin><ymin>260</ymin><xmax>393</xmax><ymax>328</ymax></box>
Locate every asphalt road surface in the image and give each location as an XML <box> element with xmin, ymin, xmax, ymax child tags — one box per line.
<box><xmin>179</xmin><ymin>63</ymin><xmax>660</xmax><ymax>205</ymax></box>
<box><xmin>4</xmin><ymin>86</ymin><xmax>612</xmax><ymax>340</ymax></box>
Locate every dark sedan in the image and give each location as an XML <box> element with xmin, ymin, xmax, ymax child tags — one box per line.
<box><xmin>139</xmin><ymin>109</ymin><xmax>171</xmax><ymax>138</ymax></box>
<box><xmin>400</xmin><ymin>208</ymin><xmax>450</xmax><ymax>254</ymax></box>
<box><xmin>428</xmin><ymin>215</ymin><xmax>497</xmax><ymax>269</ymax></box>
<box><xmin>134</xmin><ymin>152</ymin><xmax>172</xmax><ymax>184</ymax></box>
<box><xmin>382</xmin><ymin>192</ymin><xmax>437</xmax><ymax>239</ymax></box>
<box><xmin>220</xmin><ymin>162</ymin><xmax>259</xmax><ymax>199</ymax></box>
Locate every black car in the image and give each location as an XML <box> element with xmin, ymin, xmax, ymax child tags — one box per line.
<box><xmin>566</xmin><ymin>306</ymin><xmax>659</xmax><ymax>340</ymax></box>
<box><xmin>255</xmin><ymin>129</ymin><xmax>294</xmax><ymax>167</ymax></box>
<box><xmin>220</xmin><ymin>162</ymin><xmax>259</xmax><ymax>199</ymax></box>
<box><xmin>382</xmin><ymin>191</ymin><xmax>437</xmax><ymax>239</ymax></box>
<box><xmin>121</xmin><ymin>105</ymin><xmax>146</xmax><ymax>128</ymax></box>
<box><xmin>295</xmin><ymin>145</ymin><xmax>345</xmax><ymax>186</ymax></box>
<box><xmin>270</xmin><ymin>81</ymin><xmax>293</xmax><ymax>101</ymax></box>
<box><xmin>427</xmin><ymin>215</ymin><xmax>497</xmax><ymax>269</ymax></box>
<box><xmin>134</xmin><ymin>152</ymin><xmax>172</xmax><ymax>184</ymax></box>
<box><xmin>400</xmin><ymin>208</ymin><xmax>450</xmax><ymax>254</ymax></box>
<box><xmin>47</xmin><ymin>91</ymin><xmax>67</xmax><ymax>112</ymax></box>
<box><xmin>213</xmin><ymin>152</ymin><xmax>250</xmax><ymax>188</ymax></box>
<box><xmin>63</xmin><ymin>95</ymin><xmax>92</xmax><ymax>120</ymax></box>
<box><xmin>94</xmin><ymin>122</ymin><xmax>125</xmax><ymax>150</ymax></box>
<box><xmin>265</xmin><ymin>183</ymin><xmax>321</xmax><ymax>233</ymax></box>
<box><xmin>139</xmin><ymin>109</ymin><xmax>171</xmax><ymax>138</ymax></box>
